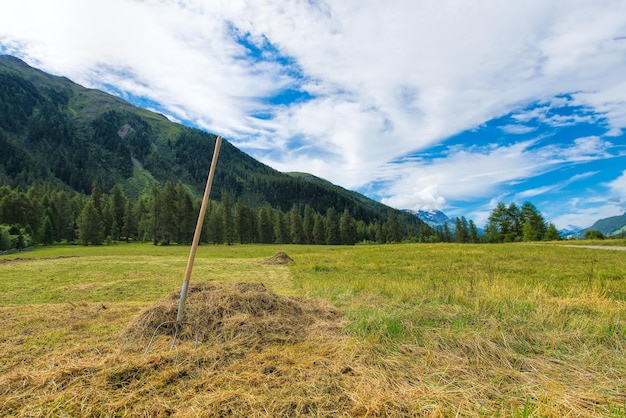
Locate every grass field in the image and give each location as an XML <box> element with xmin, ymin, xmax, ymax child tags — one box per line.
<box><xmin>1</xmin><ymin>242</ymin><xmax>625</xmax><ymax>417</ymax></box>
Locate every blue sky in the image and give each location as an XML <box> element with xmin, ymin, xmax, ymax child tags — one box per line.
<box><xmin>1</xmin><ymin>0</ymin><xmax>625</xmax><ymax>229</ymax></box>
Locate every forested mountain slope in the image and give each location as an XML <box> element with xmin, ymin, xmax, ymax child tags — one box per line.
<box><xmin>577</xmin><ymin>212</ymin><xmax>626</xmax><ymax>238</ymax></box>
<box><xmin>0</xmin><ymin>55</ymin><xmax>431</xmax><ymax>243</ymax></box>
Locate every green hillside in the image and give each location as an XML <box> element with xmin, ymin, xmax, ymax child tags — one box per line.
<box><xmin>0</xmin><ymin>55</ymin><xmax>433</xmax><ymax>245</ymax></box>
<box><xmin>579</xmin><ymin>212</ymin><xmax>626</xmax><ymax>238</ymax></box>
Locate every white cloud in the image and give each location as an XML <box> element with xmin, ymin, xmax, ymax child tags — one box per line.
<box><xmin>378</xmin><ymin>138</ymin><xmax>615</xmax><ymax>212</ymax></box>
<box><xmin>499</xmin><ymin>124</ymin><xmax>537</xmax><ymax>135</ymax></box>
<box><xmin>607</xmin><ymin>170</ymin><xmax>626</xmax><ymax>197</ymax></box>
<box><xmin>1</xmin><ymin>0</ymin><xmax>626</xmax><ymax>228</ymax></box>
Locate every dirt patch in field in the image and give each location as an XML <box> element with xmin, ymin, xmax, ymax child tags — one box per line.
<box><xmin>261</xmin><ymin>251</ymin><xmax>295</xmax><ymax>265</ymax></box>
<box><xmin>124</xmin><ymin>282</ymin><xmax>343</xmax><ymax>346</ymax></box>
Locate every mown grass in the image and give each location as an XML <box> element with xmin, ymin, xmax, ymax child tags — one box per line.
<box><xmin>1</xmin><ymin>242</ymin><xmax>625</xmax><ymax>416</ymax></box>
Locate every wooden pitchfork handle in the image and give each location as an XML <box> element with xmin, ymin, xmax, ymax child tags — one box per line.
<box><xmin>176</xmin><ymin>135</ymin><xmax>222</xmax><ymax>322</ymax></box>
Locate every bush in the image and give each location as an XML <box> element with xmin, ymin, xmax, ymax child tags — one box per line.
<box><xmin>583</xmin><ymin>230</ymin><xmax>605</xmax><ymax>240</ymax></box>
<box><xmin>0</xmin><ymin>225</ymin><xmax>11</xmax><ymax>251</ymax></box>
<box><xmin>0</xmin><ymin>224</ymin><xmax>33</xmax><ymax>251</ymax></box>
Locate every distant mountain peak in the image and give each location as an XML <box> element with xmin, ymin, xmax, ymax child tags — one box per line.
<box><xmin>413</xmin><ymin>209</ymin><xmax>449</xmax><ymax>225</ymax></box>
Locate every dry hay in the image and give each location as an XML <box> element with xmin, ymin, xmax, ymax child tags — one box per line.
<box><xmin>261</xmin><ymin>251</ymin><xmax>295</xmax><ymax>265</ymax></box>
<box><xmin>124</xmin><ymin>282</ymin><xmax>342</xmax><ymax>347</ymax></box>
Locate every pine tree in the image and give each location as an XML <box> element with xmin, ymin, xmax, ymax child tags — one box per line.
<box><xmin>340</xmin><ymin>208</ymin><xmax>357</xmax><ymax>245</ymax></box>
<box><xmin>122</xmin><ymin>201</ymin><xmax>136</xmax><ymax>241</ymax></box>
<box><xmin>258</xmin><ymin>206</ymin><xmax>274</xmax><ymax>244</ymax></box>
<box><xmin>302</xmin><ymin>204</ymin><xmax>315</xmax><ymax>244</ymax></box>
<box><xmin>221</xmin><ymin>192</ymin><xmax>234</xmax><ymax>245</ymax></box>
<box><xmin>289</xmin><ymin>205</ymin><xmax>304</xmax><ymax>244</ymax></box>
<box><xmin>90</xmin><ymin>180</ymin><xmax>103</xmax><ymax>219</ymax></box>
<box><xmin>385</xmin><ymin>209</ymin><xmax>402</xmax><ymax>243</ymax></box>
<box><xmin>325</xmin><ymin>207</ymin><xmax>340</xmax><ymax>245</ymax></box>
<box><xmin>161</xmin><ymin>181</ymin><xmax>178</xmax><ymax>244</ymax></box>
<box><xmin>468</xmin><ymin>220</ymin><xmax>479</xmax><ymax>243</ymax></box>
<box><xmin>206</xmin><ymin>203</ymin><xmax>224</xmax><ymax>244</ymax></box>
<box><xmin>39</xmin><ymin>215</ymin><xmax>54</xmax><ymax>245</ymax></box>
<box><xmin>312</xmin><ymin>213</ymin><xmax>325</xmax><ymax>244</ymax></box>
<box><xmin>175</xmin><ymin>182</ymin><xmax>194</xmax><ymax>243</ymax></box>
<box><xmin>523</xmin><ymin>221</ymin><xmax>539</xmax><ymax>242</ymax></box>
<box><xmin>234</xmin><ymin>199</ymin><xmax>253</xmax><ymax>244</ymax></box>
<box><xmin>148</xmin><ymin>183</ymin><xmax>161</xmax><ymax>245</ymax></box>
<box><xmin>273</xmin><ymin>210</ymin><xmax>289</xmax><ymax>244</ymax></box>
<box><xmin>544</xmin><ymin>223</ymin><xmax>561</xmax><ymax>241</ymax></box>
<box><xmin>77</xmin><ymin>199</ymin><xmax>104</xmax><ymax>245</ymax></box>
<box><xmin>109</xmin><ymin>184</ymin><xmax>126</xmax><ymax>240</ymax></box>
<box><xmin>521</xmin><ymin>201</ymin><xmax>546</xmax><ymax>241</ymax></box>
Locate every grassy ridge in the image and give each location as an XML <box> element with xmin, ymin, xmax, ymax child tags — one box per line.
<box><xmin>1</xmin><ymin>243</ymin><xmax>625</xmax><ymax>416</ymax></box>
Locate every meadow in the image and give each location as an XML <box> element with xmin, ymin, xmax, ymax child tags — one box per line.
<box><xmin>0</xmin><ymin>242</ymin><xmax>625</xmax><ymax>417</ymax></box>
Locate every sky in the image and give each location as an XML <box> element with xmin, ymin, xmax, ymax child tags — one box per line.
<box><xmin>1</xmin><ymin>0</ymin><xmax>625</xmax><ymax>230</ymax></box>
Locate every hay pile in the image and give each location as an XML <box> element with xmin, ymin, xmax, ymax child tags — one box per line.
<box><xmin>125</xmin><ymin>282</ymin><xmax>342</xmax><ymax>347</ymax></box>
<box><xmin>261</xmin><ymin>251</ymin><xmax>295</xmax><ymax>265</ymax></box>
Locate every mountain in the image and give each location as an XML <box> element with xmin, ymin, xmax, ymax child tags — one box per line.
<box><xmin>575</xmin><ymin>212</ymin><xmax>626</xmax><ymax>238</ymax></box>
<box><xmin>0</xmin><ymin>55</ymin><xmax>430</xmax><ymax>235</ymax></box>
<box><xmin>413</xmin><ymin>209</ymin><xmax>451</xmax><ymax>227</ymax></box>
<box><xmin>559</xmin><ymin>225</ymin><xmax>583</xmax><ymax>239</ymax></box>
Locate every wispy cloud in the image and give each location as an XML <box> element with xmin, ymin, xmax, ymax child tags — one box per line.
<box><xmin>378</xmin><ymin>137</ymin><xmax>617</xmax><ymax>211</ymax></box>
<box><xmin>499</xmin><ymin>124</ymin><xmax>537</xmax><ymax>135</ymax></box>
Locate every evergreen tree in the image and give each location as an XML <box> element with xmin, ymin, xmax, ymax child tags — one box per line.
<box><xmin>325</xmin><ymin>207</ymin><xmax>340</xmax><ymax>245</ymax></box>
<box><xmin>273</xmin><ymin>210</ymin><xmax>289</xmax><ymax>244</ymax></box>
<box><xmin>455</xmin><ymin>216</ymin><xmax>469</xmax><ymax>243</ymax></box>
<box><xmin>109</xmin><ymin>184</ymin><xmax>126</xmax><ymax>240</ymax></box>
<box><xmin>385</xmin><ymin>209</ymin><xmax>402</xmax><ymax>243</ymax></box>
<box><xmin>468</xmin><ymin>220</ymin><xmax>479</xmax><ymax>243</ymax></box>
<box><xmin>506</xmin><ymin>203</ymin><xmax>522</xmax><ymax>242</ymax></box>
<box><xmin>257</xmin><ymin>206</ymin><xmax>274</xmax><ymax>244</ymax></box>
<box><xmin>122</xmin><ymin>200</ymin><xmax>136</xmax><ymax>241</ymax></box>
<box><xmin>135</xmin><ymin>198</ymin><xmax>151</xmax><ymax>242</ymax></box>
<box><xmin>374</xmin><ymin>220</ymin><xmax>384</xmax><ymax>243</ymax></box>
<box><xmin>161</xmin><ymin>181</ymin><xmax>178</xmax><ymax>244</ymax></box>
<box><xmin>90</xmin><ymin>180</ymin><xmax>103</xmax><ymax>219</ymax></box>
<box><xmin>443</xmin><ymin>223</ymin><xmax>452</xmax><ymax>243</ymax></box>
<box><xmin>0</xmin><ymin>189</ymin><xmax>37</xmax><ymax>232</ymax></box>
<box><xmin>54</xmin><ymin>190</ymin><xmax>73</xmax><ymax>243</ymax></box>
<box><xmin>101</xmin><ymin>201</ymin><xmax>114</xmax><ymax>240</ymax></box>
<box><xmin>234</xmin><ymin>199</ymin><xmax>253</xmax><ymax>244</ymax></box>
<box><xmin>302</xmin><ymin>204</ymin><xmax>315</xmax><ymax>244</ymax></box>
<box><xmin>520</xmin><ymin>201</ymin><xmax>546</xmax><ymax>241</ymax></box>
<box><xmin>544</xmin><ymin>223</ymin><xmax>561</xmax><ymax>241</ymax></box>
<box><xmin>39</xmin><ymin>215</ymin><xmax>54</xmax><ymax>245</ymax></box>
<box><xmin>312</xmin><ymin>213</ymin><xmax>326</xmax><ymax>245</ymax></box>
<box><xmin>289</xmin><ymin>205</ymin><xmax>305</xmax><ymax>244</ymax></box>
<box><xmin>523</xmin><ymin>221</ymin><xmax>539</xmax><ymax>242</ymax></box>
<box><xmin>206</xmin><ymin>202</ymin><xmax>225</xmax><ymax>244</ymax></box>
<box><xmin>221</xmin><ymin>191</ymin><xmax>234</xmax><ymax>245</ymax></box>
<box><xmin>148</xmin><ymin>183</ymin><xmax>161</xmax><ymax>245</ymax></box>
<box><xmin>175</xmin><ymin>182</ymin><xmax>194</xmax><ymax>244</ymax></box>
<box><xmin>356</xmin><ymin>220</ymin><xmax>368</xmax><ymax>243</ymax></box>
<box><xmin>77</xmin><ymin>199</ymin><xmax>104</xmax><ymax>245</ymax></box>
<box><xmin>340</xmin><ymin>208</ymin><xmax>357</xmax><ymax>245</ymax></box>
<box><xmin>485</xmin><ymin>202</ymin><xmax>519</xmax><ymax>243</ymax></box>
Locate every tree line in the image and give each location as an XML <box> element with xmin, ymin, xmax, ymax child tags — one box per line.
<box><xmin>0</xmin><ymin>181</ymin><xmax>567</xmax><ymax>251</ymax></box>
<box><xmin>0</xmin><ymin>182</ymin><xmax>441</xmax><ymax>250</ymax></box>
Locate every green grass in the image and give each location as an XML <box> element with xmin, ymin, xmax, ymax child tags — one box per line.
<box><xmin>1</xmin><ymin>242</ymin><xmax>625</xmax><ymax>417</ymax></box>
<box><xmin>0</xmin><ymin>243</ymin><xmax>295</xmax><ymax>304</ymax></box>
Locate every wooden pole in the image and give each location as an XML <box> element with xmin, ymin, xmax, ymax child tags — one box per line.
<box><xmin>176</xmin><ymin>136</ymin><xmax>222</xmax><ymax>322</ymax></box>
